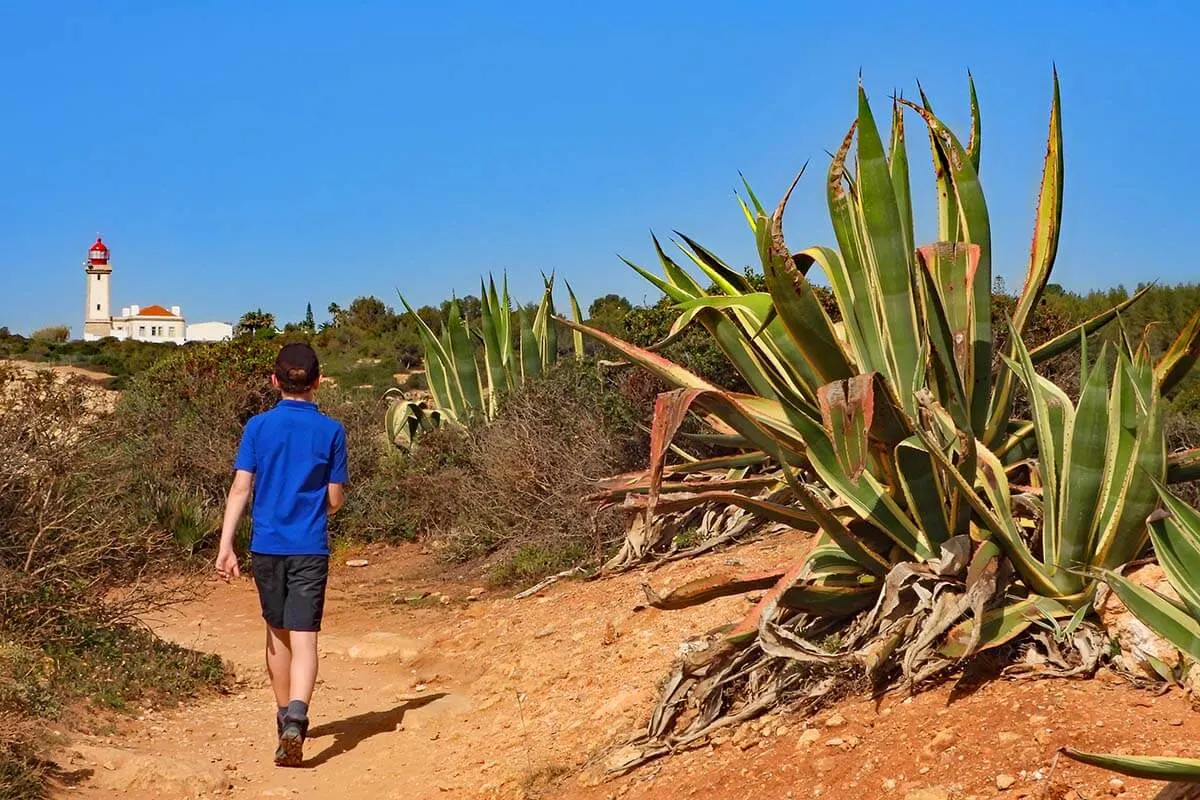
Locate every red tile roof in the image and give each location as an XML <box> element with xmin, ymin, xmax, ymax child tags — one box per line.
<box><xmin>137</xmin><ymin>305</ymin><xmax>176</xmax><ymax>317</ymax></box>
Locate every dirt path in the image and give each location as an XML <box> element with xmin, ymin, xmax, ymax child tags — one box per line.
<box><xmin>52</xmin><ymin>537</ymin><xmax>1200</xmax><ymax>800</ymax></box>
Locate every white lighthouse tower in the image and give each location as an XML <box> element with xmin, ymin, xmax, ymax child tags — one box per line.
<box><xmin>83</xmin><ymin>236</ymin><xmax>113</xmax><ymax>341</ymax></box>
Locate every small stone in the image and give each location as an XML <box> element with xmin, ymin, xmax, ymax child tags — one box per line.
<box><xmin>882</xmin><ymin>778</ymin><xmax>897</xmax><ymax>791</ymax></box>
<box><xmin>997</xmin><ymin>731</ymin><xmax>1020</xmax><ymax>744</ymax></box>
<box><xmin>345</xmin><ymin>558</ymin><xmax>369</xmax><ymax>568</ymax></box>
<box><xmin>926</xmin><ymin>729</ymin><xmax>956</xmax><ymax>754</ymax></box>
<box><xmin>439</xmin><ymin>594</ymin><xmax>451</xmax><ymax>605</ymax></box>
<box><xmin>824</xmin><ymin>737</ymin><xmax>844</xmax><ymax>747</ymax></box>
<box><xmin>824</xmin><ymin>713</ymin><xmax>846</xmax><ymax>728</ymax></box>
<box><xmin>533</xmin><ymin>626</ymin><xmax>555</xmax><ymax>639</ymax></box>
<box><xmin>1029</xmin><ymin>714</ymin><xmax>1049</xmax><ymax>726</ymax></box>
<box><xmin>775</xmin><ymin>724</ymin><xmax>789</xmax><ymax>737</ymax></box>
<box><xmin>996</xmin><ymin>774</ymin><xmax>1016</xmax><ymax>790</ymax></box>
<box><xmin>797</xmin><ymin>729</ymin><xmax>821</xmax><ymax>748</ymax></box>
<box><xmin>468</xmin><ymin>587</ymin><xmax>485</xmax><ymax>599</ymax></box>
<box><xmin>1168</xmin><ymin>718</ymin><xmax>1184</xmax><ymax>726</ymax></box>
<box><xmin>904</xmin><ymin>788</ymin><xmax>949</xmax><ymax>800</ymax></box>
<box><xmin>1108</xmin><ymin>778</ymin><xmax>1126</xmax><ymax>794</ymax></box>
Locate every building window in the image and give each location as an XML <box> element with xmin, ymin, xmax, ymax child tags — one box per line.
<box><xmin>96</xmin><ymin>304</ymin><xmax>101</xmax><ymax>311</ymax></box>
<box><xmin>168</xmin><ymin>326</ymin><xmax>176</xmax><ymax>337</ymax></box>
<box><xmin>96</xmin><ymin>275</ymin><xmax>100</xmax><ymax>281</ymax></box>
<box><xmin>138</xmin><ymin>326</ymin><xmax>146</xmax><ymax>336</ymax></box>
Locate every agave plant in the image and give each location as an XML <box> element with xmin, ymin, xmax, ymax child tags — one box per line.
<box><xmin>558</xmin><ymin>73</ymin><xmax>1200</xmax><ymax>765</ymax></box>
<box><xmin>388</xmin><ymin>274</ymin><xmax>584</xmax><ymax>447</ymax></box>
<box><xmin>1062</xmin><ymin>488</ymin><xmax>1200</xmax><ymax>781</ymax></box>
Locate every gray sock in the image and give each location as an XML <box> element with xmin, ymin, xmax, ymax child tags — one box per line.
<box><xmin>286</xmin><ymin>700</ymin><xmax>309</xmax><ymax>722</ymax></box>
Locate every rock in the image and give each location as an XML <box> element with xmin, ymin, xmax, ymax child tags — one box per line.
<box><xmin>926</xmin><ymin>729</ymin><xmax>955</xmax><ymax>754</ymax></box>
<box><xmin>774</xmin><ymin>724</ymin><xmax>789</xmax><ymax>737</ymax></box>
<box><xmin>1109</xmin><ymin>778</ymin><xmax>1126</xmax><ymax>795</ymax></box>
<box><xmin>997</xmin><ymin>731</ymin><xmax>1021</xmax><ymax>744</ymax></box>
<box><xmin>467</xmin><ymin>587</ymin><xmax>485</xmax><ymax>601</ymax></box>
<box><xmin>882</xmin><ymin>778</ymin><xmax>897</xmax><ymax>790</ymax></box>
<box><xmin>345</xmin><ymin>558</ymin><xmax>369</xmax><ymax>568</ymax></box>
<box><xmin>533</xmin><ymin>626</ymin><xmax>555</xmax><ymax>639</ymax></box>
<box><xmin>824</xmin><ymin>713</ymin><xmax>847</xmax><ymax>728</ymax></box>
<box><xmin>824</xmin><ymin>738</ymin><xmax>845</xmax><ymax>747</ymax></box>
<box><xmin>904</xmin><ymin>789</ymin><xmax>949</xmax><ymax>800</ymax></box>
<box><xmin>439</xmin><ymin>594</ymin><xmax>452</xmax><ymax>605</ymax></box>
<box><xmin>1096</xmin><ymin>563</ymin><xmax>1185</xmax><ymax>678</ymax></box>
<box><xmin>796</xmin><ymin>729</ymin><xmax>822</xmax><ymax>748</ymax></box>
<box><xmin>996</xmin><ymin>774</ymin><xmax>1017</xmax><ymax>790</ymax></box>
<box><xmin>333</xmin><ymin>632</ymin><xmax>423</xmax><ymax>662</ymax></box>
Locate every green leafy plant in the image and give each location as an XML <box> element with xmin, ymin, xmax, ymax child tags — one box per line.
<box><xmin>554</xmin><ymin>73</ymin><xmax>1200</xmax><ymax>765</ymax></box>
<box><xmin>397</xmin><ymin>274</ymin><xmax>583</xmax><ymax>429</ymax></box>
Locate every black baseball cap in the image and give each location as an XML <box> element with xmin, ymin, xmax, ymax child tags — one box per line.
<box><xmin>274</xmin><ymin>343</ymin><xmax>320</xmax><ymax>392</ymax></box>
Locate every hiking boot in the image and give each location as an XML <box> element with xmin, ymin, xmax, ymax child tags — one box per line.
<box><xmin>274</xmin><ymin>718</ymin><xmax>307</xmax><ymax>767</ymax></box>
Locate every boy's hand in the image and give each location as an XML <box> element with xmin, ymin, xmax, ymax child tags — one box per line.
<box><xmin>215</xmin><ymin>549</ymin><xmax>240</xmax><ymax>582</ymax></box>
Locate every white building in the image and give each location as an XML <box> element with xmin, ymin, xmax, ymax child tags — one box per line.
<box><xmin>186</xmin><ymin>321</ymin><xmax>234</xmax><ymax>342</ymax></box>
<box><xmin>81</xmin><ymin>236</ymin><xmax>230</xmax><ymax>344</ymax></box>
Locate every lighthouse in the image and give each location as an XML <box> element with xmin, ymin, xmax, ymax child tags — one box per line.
<box><xmin>82</xmin><ymin>236</ymin><xmax>113</xmax><ymax>340</ymax></box>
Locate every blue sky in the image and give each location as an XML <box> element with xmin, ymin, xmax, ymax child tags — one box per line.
<box><xmin>2</xmin><ymin>1</ymin><xmax>1198</xmax><ymax>335</ymax></box>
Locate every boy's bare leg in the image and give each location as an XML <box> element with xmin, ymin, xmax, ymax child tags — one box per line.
<box><xmin>287</xmin><ymin>631</ymin><xmax>319</xmax><ymax>705</ymax></box>
<box><xmin>265</xmin><ymin>626</ymin><xmax>292</xmax><ymax>707</ymax></box>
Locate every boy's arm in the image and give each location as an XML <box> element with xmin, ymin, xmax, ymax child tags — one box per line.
<box><xmin>327</xmin><ymin>423</ymin><xmax>349</xmax><ymax>515</ymax></box>
<box><xmin>216</xmin><ymin>470</ymin><xmax>253</xmax><ymax>581</ymax></box>
<box><xmin>327</xmin><ymin>483</ymin><xmax>345</xmax><ymax>514</ymax></box>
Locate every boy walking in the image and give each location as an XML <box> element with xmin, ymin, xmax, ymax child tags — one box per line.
<box><xmin>215</xmin><ymin>343</ymin><xmax>348</xmax><ymax>767</ymax></box>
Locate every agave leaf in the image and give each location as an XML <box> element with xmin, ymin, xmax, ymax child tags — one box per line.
<box><xmin>1091</xmin><ymin>354</ymin><xmax>1165</xmax><ymax>571</ymax></box>
<box><xmin>1056</xmin><ymin>345</ymin><xmax>1110</xmax><ymax>593</ymax></box>
<box><xmin>1100</xmin><ymin>568</ymin><xmax>1200</xmax><ymax>661</ymax></box>
<box><xmin>888</xmin><ymin>97</ymin><xmax>914</xmax><ymax>259</ymax></box>
<box><xmin>894</xmin><ymin>436</ymin><xmax>952</xmax><ymax>548</ymax></box>
<box><xmin>478</xmin><ymin>278</ymin><xmax>507</xmax><ymax>410</ymax></box>
<box><xmin>675</xmin><ymin>231</ymin><xmax>756</xmax><ymax>295</ymax></box>
<box><xmin>761</xmin><ymin>187</ymin><xmax>856</xmax><ymax>389</ymax></box>
<box><xmin>445</xmin><ymin>297</ymin><xmax>485</xmax><ymax>416</ymax></box>
<box><xmin>900</xmin><ymin>97</ymin><xmax>992</xmax><ymax>435</ymax></box>
<box><xmin>565</xmin><ymin>281</ymin><xmax>586</xmax><ymax>359</ymax></box>
<box><xmin>1148</xmin><ymin>483</ymin><xmax>1200</xmax><ymax>621</ymax></box>
<box><xmin>643</xmin><ymin>569</ymin><xmax>786</xmax><ymax>610</ymax></box>
<box><xmin>966</xmin><ymin>72</ymin><xmax>982</xmax><ymax>173</ymax></box>
<box><xmin>1061</xmin><ymin>750</ymin><xmax>1200</xmax><ymax>782</ymax></box>
<box><xmin>651</xmin><ymin>233</ymin><xmax>707</xmax><ymax>298</ymax></box>
<box><xmin>1155</xmin><ymin>306</ymin><xmax>1200</xmax><ymax>396</ymax></box>
<box><xmin>398</xmin><ymin>293</ymin><xmax>463</xmax><ymax>416</ymax></box>
<box><xmin>826</xmin><ymin>121</ymin><xmax>888</xmax><ymax>377</ymax></box>
<box><xmin>1010</xmin><ymin>69</ymin><xmax>1064</xmax><ymax>338</ymax></box>
<box><xmin>519</xmin><ymin>308</ymin><xmax>541</xmax><ymax>382</ymax></box>
<box><xmin>637</xmin><ymin>490</ymin><xmax>820</xmax><ymax>532</ymax></box>
<box><xmin>1168</xmin><ymin>447</ymin><xmax>1200</xmax><ymax>483</ymax></box>
<box><xmin>940</xmin><ymin>595</ymin><xmax>1072</xmax><ymax>657</ymax></box>
<box><xmin>855</xmin><ymin>84</ymin><xmax>923</xmax><ymax>411</ymax></box>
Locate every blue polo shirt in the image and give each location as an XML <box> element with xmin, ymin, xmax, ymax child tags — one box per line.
<box><xmin>233</xmin><ymin>399</ymin><xmax>349</xmax><ymax>556</ymax></box>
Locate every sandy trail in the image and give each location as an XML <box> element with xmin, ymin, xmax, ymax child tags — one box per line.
<box><xmin>51</xmin><ymin>535</ymin><xmax>1200</xmax><ymax>800</ymax></box>
<box><xmin>53</xmin><ymin>538</ymin><xmax>800</xmax><ymax>800</ymax></box>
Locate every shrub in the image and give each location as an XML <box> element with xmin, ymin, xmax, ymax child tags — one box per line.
<box><xmin>0</xmin><ymin>364</ymin><xmax>226</xmax><ymax>795</ymax></box>
<box><xmin>424</xmin><ymin>359</ymin><xmax>647</xmax><ymax>583</ymax></box>
<box><xmin>29</xmin><ymin>326</ymin><xmax>69</xmax><ymax>344</ymax></box>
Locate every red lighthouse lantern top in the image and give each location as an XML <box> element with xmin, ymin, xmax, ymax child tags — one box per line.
<box><xmin>88</xmin><ymin>236</ymin><xmax>109</xmax><ymax>266</ymax></box>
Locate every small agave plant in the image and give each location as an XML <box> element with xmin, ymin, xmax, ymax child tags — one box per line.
<box><xmin>386</xmin><ymin>274</ymin><xmax>584</xmax><ymax>448</ymax></box>
<box><xmin>559</xmin><ymin>72</ymin><xmax>1200</xmax><ymax>766</ymax></box>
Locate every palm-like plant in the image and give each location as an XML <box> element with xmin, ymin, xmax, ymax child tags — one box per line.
<box><xmin>558</xmin><ymin>74</ymin><xmax>1200</xmax><ymax>761</ymax></box>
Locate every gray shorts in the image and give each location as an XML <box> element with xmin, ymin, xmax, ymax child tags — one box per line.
<box><xmin>250</xmin><ymin>554</ymin><xmax>329</xmax><ymax>632</ymax></box>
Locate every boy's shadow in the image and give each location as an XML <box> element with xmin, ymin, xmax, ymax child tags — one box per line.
<box><xmin>304</xmin><ymin>692</ymin><xmax>449</xmax><ymax>767</ymax></box>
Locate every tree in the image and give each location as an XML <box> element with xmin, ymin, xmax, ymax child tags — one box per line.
<box><xmin>31</xmin><ymin>325</ymin><xmax>70</xmax><ymax>343</ymax></box>
<box><xmin>303</xmin><ymin>303</ymin><xmax>316</xmax><ymax>333</ymax></box>
<box><xmin>587</xmin><ymin>294</ymin><xmax>633</xmax><ymax>334</ymax></box>
<box><xmin>327</xmin><ymin>303</ymin><xmax>345</xmax><ymax>327</ymax></box>
<box><xmin>235</xmin><ymin>309</ymin><xmax>276</xmax><ymax>338</ymax></box>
